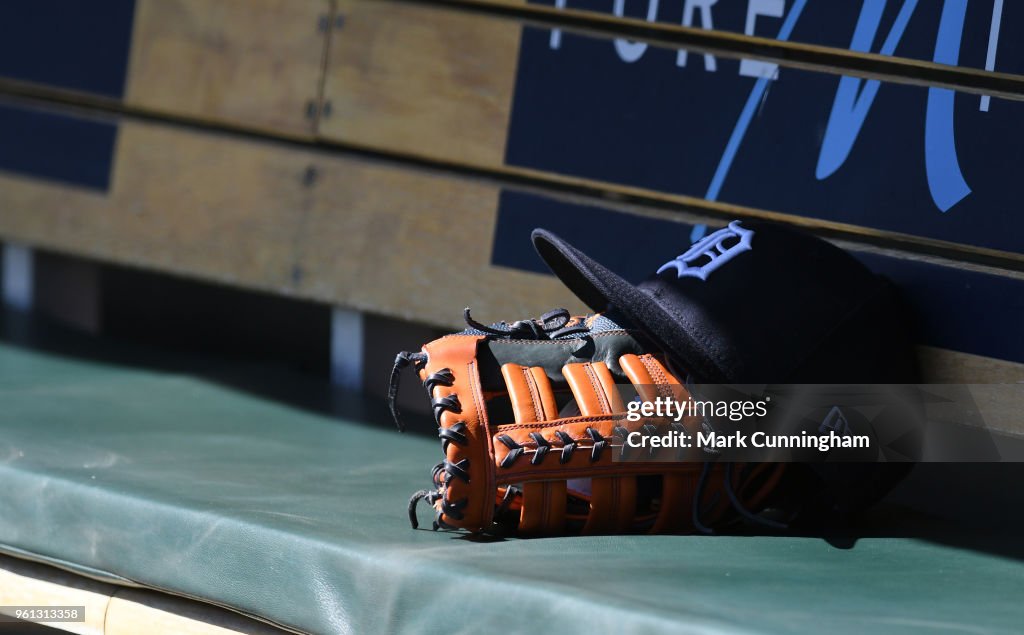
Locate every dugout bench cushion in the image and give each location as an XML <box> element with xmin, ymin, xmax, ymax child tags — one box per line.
<box><xmin>0</xmin><ymin>339</ymin><xmax>1022</xmax><ymax>635</ymax></box>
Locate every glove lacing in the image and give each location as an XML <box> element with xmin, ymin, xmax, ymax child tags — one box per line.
<box><xmin>399</xmin><ymin>308</ymin><xmax>588</xmax><ymax>530</ymax></box>
<box><xmin>389</xmin><ymin>308</ymin><xmax>586</xmax><ymax>433</ymax></box>
<box><xmin>461</xmin><ymin>307</ymin><xmax>589</xmax><ymax>340</ymax></box>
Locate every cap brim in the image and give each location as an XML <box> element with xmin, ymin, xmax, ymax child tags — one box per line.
<box><xmin>531</xmin><ymin>229</ymin><xmax>726</xmax><ymax>381</ymax></box>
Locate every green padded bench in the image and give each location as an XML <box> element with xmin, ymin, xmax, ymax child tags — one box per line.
<box><xmin>1</xmin><ymin>336</ymin><xmax>1023</xmax><ymax>634</ymax></box>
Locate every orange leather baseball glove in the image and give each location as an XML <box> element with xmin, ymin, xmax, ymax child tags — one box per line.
<box><xmin>389</xmin><ymin>308</ymin><xmax>789</xmax><ymax>536</ymax></box>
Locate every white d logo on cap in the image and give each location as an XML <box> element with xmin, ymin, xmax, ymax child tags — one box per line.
<box><xmin>657</xmin><ymin>221</ymin><xmax>755</xmax><ymax>281</ymax></box>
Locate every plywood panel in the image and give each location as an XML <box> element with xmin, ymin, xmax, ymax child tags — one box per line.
<box><xmin>3</xmin><ymin>0</ymin><xmax>1020</xmax><ymax>265</ymax></box>
<box><xmin>918</xmin><ymin>347</ymin><xmax>1024</xmax><ymax>437</ymax></box>
<box><xmin>126</xmin><ymin>0</ymin><xmax>329</xmax><ymax>136</ymax></box>
<box><xmin>919</xmin><ymin>346</ymin><xmax>1024</xmax><ymax>384</ymax></box>
<box><xmin>0</xmin><ymin>115</ymin><xmax>577</xmax><ymax>329</ymax></box>
<box><xmin>321</xmin><ymin>0</ymin><xmax>522</xmax><ymax>167</ymax></box>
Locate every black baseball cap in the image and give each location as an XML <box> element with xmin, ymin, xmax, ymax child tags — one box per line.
<box><xmin>532</xmin><ymin>220</ymin><xmax>917</xmax><ymax>384</ymax></box>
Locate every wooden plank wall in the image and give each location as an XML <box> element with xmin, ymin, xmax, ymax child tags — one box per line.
<box><xmin>126</xmin><ymin>0</ymin><xmax>329</xmax><ymax>136</ymax></box>
<box><xmin>0</xmin><ymin>0</ymin><xmax>1021</xmax><ymax>388</ymax></box>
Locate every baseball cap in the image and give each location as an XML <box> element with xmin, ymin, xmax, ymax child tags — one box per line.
<box><xmin>531</xmin><ymin>220</ymin><xmax>917</xmax><ymax>384</ymax></box>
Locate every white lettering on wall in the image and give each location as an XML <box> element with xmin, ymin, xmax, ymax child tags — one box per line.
<box><xmin>676</xmin><ymin>0</ymin><xmax>719</xmax><ymax>70</ymax></box>
<box><xmin>739</xmin><ymin>0</ymin><xmax>785</xmax><ymax>79</ymax></box>
<box><xmin>614</xmin><ymin>0</ymin><xmax>662</xmax><ymax>62</ymax></box>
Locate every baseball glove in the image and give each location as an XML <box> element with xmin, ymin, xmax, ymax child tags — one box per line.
<box><xmin>389</xmin><ymin>308</ymin><xmax>791</xmax><ymax>536</ymax></box>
